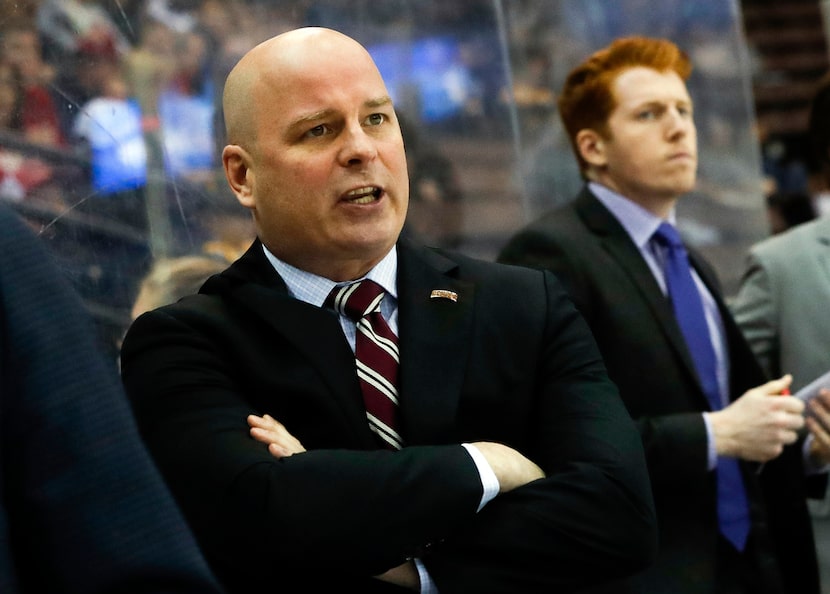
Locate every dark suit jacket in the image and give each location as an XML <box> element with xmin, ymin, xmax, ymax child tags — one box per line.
<box><xmin>0</xmin><ymin>203</ymin><xmax>224</xmax><ymax>594</ymax></box>
<box><xmin>120</xmin><ymin>238</ymin><xmax>657</xmax><ymax>593</ymax></box>
<box><xmin>498</xmin><ymin>187</ymin><xmax>820</xmax><ymax>594</ymax></box>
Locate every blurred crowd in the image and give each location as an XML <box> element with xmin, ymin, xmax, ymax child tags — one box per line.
<box><xmin>1</xmin><ymin>0</ymin><xmax>794</xmax><ymax>235</ymax></box>
<box><xmin>0</xmin><ymin>0</ymin><xmax>301</xmax><ymax>211</ymax></box>
<box><xmin>2</xmin><ymin>0</ymin><xmax>824</xmax><ymax>343</ymax></box>
<box><xmin>0</xmin><ymin>1</ymin><xmax>507</xmax><ymax>250</ymax></box>
<box><xmin>0</xmin><ymin>0</ymin><xmax>511</xmax><ymax>349</ymax></box>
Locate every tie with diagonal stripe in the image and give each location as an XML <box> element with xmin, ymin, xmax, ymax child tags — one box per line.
<box><xmin>329</xmin><ymin>280</ymin><xmax>403</xmax><ymax>450</ymax></box>
<box><xmin>653</xmin><ymin>221</ymin><xmax>750</xmax><ymax>551</ymax></box>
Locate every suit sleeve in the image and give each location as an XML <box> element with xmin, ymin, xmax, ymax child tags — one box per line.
<box><xmin>121</xmin><ymin>306</ymin><xmax>487</xmax><ymax>578</ymax></box>
<box><xmin>730</xmin><ymin>251</ymin><xmax>780</xmax><ymax>379</ymax></box>
<box><xmin>499</xmin><ymin>228</ymin><xmax>711</xmax><ymax>488</ymax></box>
<box><xmin>424</xmin><ymin>270</ymin><xmax>657</xmax><ymax>592</ymax></box>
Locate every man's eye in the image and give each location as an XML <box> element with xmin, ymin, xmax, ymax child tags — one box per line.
<box><xmin>637</xmin><ymin>110</ymin><xmax>656</xmax><ymax>120</ymax></box>
<box><xmin>365</xmin><ymin>113</ymin><xmax>386</xmax><ymax>126</ymax></box>
<box><xmin>306</xmin><ymin>124</ymin><xmax>328</xmax><ymax>138</ymax></box>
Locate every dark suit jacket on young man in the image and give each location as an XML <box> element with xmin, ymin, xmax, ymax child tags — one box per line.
<box><xmin>0</xmin><ymin>203</ymin><xmax>223</xmax><ymax>594</ymax></box>
<box><xmin>120</xmin><ymin>237</ymin><xmax>657</xmax><ymax>593</ymax></box>
<box><xmin>498</xmin><ymin>187</ymin><xmax>820</xmax><ymax>594</ymax></box>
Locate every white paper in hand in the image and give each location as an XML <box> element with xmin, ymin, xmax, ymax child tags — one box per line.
<box><xmin>794</xmin><ymin>369</ymin><xmax>830</xmax><ymax>416</ymax></box>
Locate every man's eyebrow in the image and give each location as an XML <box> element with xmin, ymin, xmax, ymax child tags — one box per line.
<box><xmin>286</xmin><ymin>96</ymin><xmax>394</xmax><ymax>133</ymax></box>
<box><xmin>287</xmin><ymin>109</ymin><xmax>335</xmax><ymax>132</ymax></box>
<box><xmin>631</xmin><ymin>99</ymin><xmax>664</xmax><ymax>109</ymax></box>
<box><xmin>633</xmin><ymin>97</ymin><xmax>692</xmax><ymax>109</ymax></box>
<box><xmin>366</xmin><ymin>95</ymin><xmax>393</xmax><ymax>109</ymax></box>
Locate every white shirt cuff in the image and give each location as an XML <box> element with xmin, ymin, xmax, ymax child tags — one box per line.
<box><xmin>415</xmin><ymin>558</ymin><xmax>439</xmax><ymax>594</ymax></box>
<box><xmin>702</xmin><ymin>412</ymin><xmax>717</xmax><ymax>470</ymax></box>
<box><xmin>461</xmin><ymin>443</ymin><xmax>500</xmax><ymax>511</ymax></box>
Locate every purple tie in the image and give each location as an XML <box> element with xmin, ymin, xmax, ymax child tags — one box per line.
<box><xmin>329</xmin><ymin>280</ymin><xmax>403</xmax><ymax>450</ymax></box>
<box><xmin>653</xmin><ymin>222</ymin><xmax>750</xmax><ymax>551</ymax></box>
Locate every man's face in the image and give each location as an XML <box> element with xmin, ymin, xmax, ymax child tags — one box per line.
<box><xmin>240</xmin><ymin>36</ymin><xmax>409</xmax><ymax>280</ymax></box>
<box><xmin>589</xmin><ymin>66</ymin><xmax>697</xmax><ymax>208</ymax></box>
<box><xmin>2</xmin><ymin>31</ymin><xmax>41</xmax><ymax>83</ymax></box>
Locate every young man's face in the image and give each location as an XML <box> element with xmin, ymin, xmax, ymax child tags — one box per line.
<box><xmin>585</xmin><ymin>66</ymin><xmax>697</xmax><ymax>210</ymax></box>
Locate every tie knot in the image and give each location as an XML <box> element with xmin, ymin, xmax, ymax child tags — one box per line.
<box><xmin>329</xmin><ymin>280</ymin><xmax>386</xmax><ymax>321</ymax></box>
<box><xmin>653</xmin><ymin>222</ymin><xmax>684</xmax><ymax>250</ymax></box>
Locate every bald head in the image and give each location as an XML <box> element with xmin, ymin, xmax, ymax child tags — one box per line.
<box><xmin>222</xmin><ymin>27</ymin><xmax>381</xmax><ymax>148</ymax></box>
<box><xmin>218</xmin><ymin>26</ymin><xmax>408</xmax><ymax>281</ymax></box>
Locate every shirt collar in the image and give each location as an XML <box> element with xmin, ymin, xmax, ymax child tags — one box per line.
<box><xmin>261</xmin><ymin>244</ymin><xmax>398</xmax><ymax>307</ymax></box>
<box><xmin>589</xmin><ymin>181</ymin><xmax>676</xmax><ymax>248</ymax></box>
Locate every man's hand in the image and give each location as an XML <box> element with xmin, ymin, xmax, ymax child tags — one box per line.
<box><xmin>807</xmin><ymin>388</ymin><xmax>830</xmax><ymax>467</ymax></box>
<box><xmin>708</xmin><ymin>375</ymin><xmax>804</xmax><ymax>462</ymax></box>
<box><xmin>247</xmin><ymin>414</ymin><xmax>306</xmax><ymax>458</ymax></box>
<box><xmin>470</xmin><ymin>441</ymin><xmax>545</xmax><ymax>493</ymax></box>
<box><xmin>374</xmin><ymin>560</ymin><xmax>420</xmax><ymax>590</ymax></box>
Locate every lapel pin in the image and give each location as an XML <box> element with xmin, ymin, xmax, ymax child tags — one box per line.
<box><xmin>430</xmin><ymin>289</ymin><xmax>458</xmax><ymax>302</ymax></box>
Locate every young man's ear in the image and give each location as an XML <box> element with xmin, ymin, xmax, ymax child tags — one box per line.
<box><xmin>576</xmin><ymin>129</ymin><xmax>607</xmax><ymax>168</ymax></box>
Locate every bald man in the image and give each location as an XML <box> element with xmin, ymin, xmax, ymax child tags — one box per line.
<box><xmin>121</xmin><ymin>27</ymin><xmax>656</xmax><ymax>593</ymax></box>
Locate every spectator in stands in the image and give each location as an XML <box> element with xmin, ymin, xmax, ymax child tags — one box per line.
<box><xmin>156</xmin><ymin>27</ymin><xmax>217</xmax><ymax>183</ymax></box>
<box><xmin>0</xmin><ymin>19</ymin><xmax>65</xmax><ymax>148</ymax></box>
<box><xmin>36</xmin><ymin>0</ymin><xmax>129</xmax><ymax>67</ymax></box>
<box><xmin>0</xmin><ymin>59</ymin><xmax>57</xmax><ymax>206</ymax></box>
<box><xmin>71</xmin><ymin>70</ymin><xmax>147</xmax><ymax>202</ymax></box>
<box><xmin>45</xmin><ymin>12</ymin><xmax>125</xmax><ymax>143</ymax></box>
<box><xmin>123</xmin><ymin>15</ymin><xmax>176</xmax><ymax>125</ymax></box>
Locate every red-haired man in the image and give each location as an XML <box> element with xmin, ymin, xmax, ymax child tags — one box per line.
<box><xmin>500</xmin><ymin>36</ymin><xmax>827</xmax><ymax>594</ymax></box>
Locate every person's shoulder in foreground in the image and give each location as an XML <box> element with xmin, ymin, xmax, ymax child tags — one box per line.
<box><xmin>121</xmin><ymin>26</ymin><xmax>656</xmax><ymax>594</ymax></box>
<box><xmin>0</xmin><ymin>202</ymin><xmax>224</xmax><ymax>593</ymax></box>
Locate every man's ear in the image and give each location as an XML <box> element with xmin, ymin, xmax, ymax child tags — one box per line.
<box><xmin>222</xmin><ymin>145</ymin><xmax>255</xmax><ymax>209</ymax></box>
<box><xmin>576</xmin><ymin>129</ymin><xmax>607</xmax><ymax>168</ymax></box>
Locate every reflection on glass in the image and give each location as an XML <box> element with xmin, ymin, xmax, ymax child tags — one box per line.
<box><xmin>0</xmin><ymin>0</ymin><xmax>764</xmax><ymax>354</ymax></box>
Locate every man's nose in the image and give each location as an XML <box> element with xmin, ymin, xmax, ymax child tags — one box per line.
<box><xmin>666</xmin><ymin>109</ymin><xmax>692</xmax><ymax>138</ymax></box>
<box><xmin>338</xmin><ymin>123</ymin><xmax>378</xmax><ymax>165</ymax></box>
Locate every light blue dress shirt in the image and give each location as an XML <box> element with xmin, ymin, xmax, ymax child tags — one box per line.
<box><xmin>591</xmin><ymin>184</ymin><xmax>823</xmax><ymax>475</ymax></box>
<box><xmin>590</xmin><ymin>182</ymin><xmax>728</xmax><ymax>469</ymax></box>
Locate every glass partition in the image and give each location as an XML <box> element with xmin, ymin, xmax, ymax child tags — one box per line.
<box><xmin>501</xmin><ymin>0</ymin><xmax>766</xmax><ymax>294</ymax></box>
<box><xmin>0</xmin><ymin>0</ymin><xmax>764</xmax><ymax>357</ymax></box>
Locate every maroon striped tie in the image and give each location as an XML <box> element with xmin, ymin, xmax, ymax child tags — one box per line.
<box><xmin>329</xmin><ymin>280</ymin><xmax>403</xmax><ymax>450</ymax></box>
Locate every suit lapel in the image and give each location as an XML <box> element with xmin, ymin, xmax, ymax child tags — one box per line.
<box><xmin>576</xmin><ymin>190</ymin><xmax>681</xmax><ymax>333</ymax></box>
<box><xmin>576</xmin><ymin>190</ymin><xmax>711</xmax><ymax>406</ymax></box>
<box><xmin>209</xmin><ymin>240</ymin><xmax>478</xmax><ymax>446</ymax></box>
<box><xmin>396</xmin><ymin>242</ymin><xmax>473</xmax><ymax>444</ymax></box>
<box><xmin>206</xmin><ymin>242</ymin><xmax>374</xmax><ymax>446</ymax></box>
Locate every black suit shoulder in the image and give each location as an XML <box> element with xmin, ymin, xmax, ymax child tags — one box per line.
<box><xmin>498</xmin><ymin>202</ymin><xmax>585</xmax><ymax>268</ymax></box>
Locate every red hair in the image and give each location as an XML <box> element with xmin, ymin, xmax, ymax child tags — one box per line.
<box><xmin>558</xmin><ymin>36</ymin><xmax>692</xmax><ymax>174</ymax></box>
